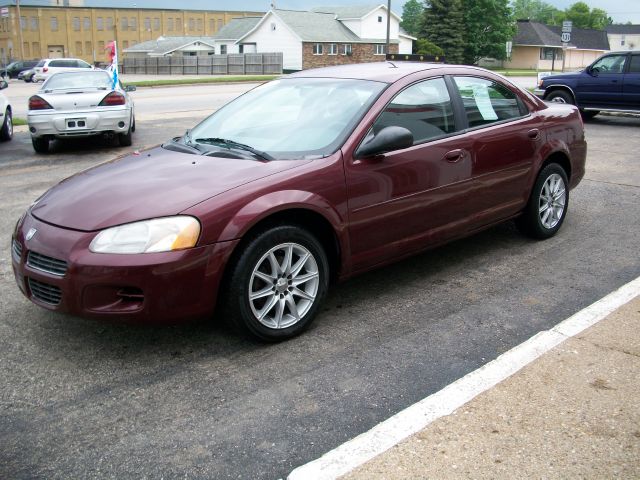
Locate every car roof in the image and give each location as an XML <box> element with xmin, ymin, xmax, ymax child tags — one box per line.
<box><xmin>287</xmin><ymin>62</ymin><xmax>494</xmax><ymax>83</ymax></box>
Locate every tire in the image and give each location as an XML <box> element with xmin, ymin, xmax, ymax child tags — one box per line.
<box><xmin>0</xmin><ymin>108</ymin><xmax>12</xmax><ymax>141</ymax></box>
<box><xmin>222</xmin><ymin>225</ymin><xmax>329</xmax><ymax>342</ymax></box>
<box><xmin>517</xmin><ymin>163</ymin><xmax>569</xmax><ymax>239</ymax></box>
<box><xmin>545</xmin><ymin>90</ymin><xmax>574</xmax><ymax>105</ymax></box>
<box><xmin>32</xmin><ymin>136</ymin><xmax>49</xmax><ymax>154</ymax></box>
<box><xmin>118</xmin><ymin>128</ymin><xmax>132</xmax><ymax>146</ymax></box>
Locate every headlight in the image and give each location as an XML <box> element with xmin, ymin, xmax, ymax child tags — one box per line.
<box><xmin>89</xmin><ymin>216</ymin><xmax>201</xmax><ymax>254</ymax></box>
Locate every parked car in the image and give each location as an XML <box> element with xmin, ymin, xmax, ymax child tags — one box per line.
<box><xmin>0</xmin><ymin>60</ymin><xmax>40</xmax><ymax>79</ymax></box>
<box><xmin>32</xmin><ymin>58</ymin><xmax>94</xmax><ymax>82</ymax></box>
<box><xmin>27</xmin><ymin>70</ymin><xmax>136</xmax><ymax>153</ymax></box>
<box><xmin>11</xmin><ymin>62</ymin><xmax>587</xmax><ymax>341</ymax></box>
<box><xmin>0</xmin><ymin>79</ymin><xmax>13</xmax><ymax>141</ymax></box>
<box><xmin>534</xmin><ymin>50</ymin><xmax>640</xmax><ymax>119</ymax></box>
<box><xmin>19</xmin><ymin>68</ymin><xmax>36</xmax><ymax>82</ymax></box>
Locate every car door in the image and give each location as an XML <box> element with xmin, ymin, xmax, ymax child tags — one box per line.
<box><xmin>575</xmin><ymin>53</ymin><xmax>627</xmax><ymax>108</ymax></box>
<box><xmin>451</xmin><ymin>76</ymin><xmax>541</xmax><ymax>229</ymax></box>
<box><xmin>622</xmin><ymin>53</ymin><xmax>640</xmax><ymax>109</ymax></box>
<box><xmin>344</xmin><ymin>76</ymin><xmax>474</xmax><ymax>272</ymax></box>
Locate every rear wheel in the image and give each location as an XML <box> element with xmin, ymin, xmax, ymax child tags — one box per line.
<box><xmin>118</xmin><ymin>115</ymin><xmax>134</xmax><ymax>146</ymax></box>
<box><xmin>580</xmin><ymin>110</ymin><xmax>599</xmax><ymax>120</ymax></box>
<box><xmin>0</xmin><ymin>108</ymin><xmax>12</xmax><ymax>141</ymax></box>
<box><xmin>222</xmin><ymin>225</ymin><xmax>329</xmax><ymax>341</ymax></box>
<box><xmin>545</xmin><ymin>90</ymin><xmax>574</xmax><ymax>105</ymax></box>
<box><xmin>32</xmin><ymin>136</ymin><xmax>49</xmax><ymax>153</ymax></box>
<box><xmin>517</xmin><ymin>163</ymin><xmax>569</xmax><ymax>239</ymax></box>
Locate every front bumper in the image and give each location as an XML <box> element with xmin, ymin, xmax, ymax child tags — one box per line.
<box><xmin>11</xmin><ymin>212</ymin><xmax>239</xmax><ymax>324</ymax></box>
<box><xmin>533</xmin><ymin>88</ymin><xmax>546</xmax><ymax>99</ymax></box>
<box><xmin>28</xmin><ymin>107</ymin><xmax>132</xmax><ymax>139</ymax></box>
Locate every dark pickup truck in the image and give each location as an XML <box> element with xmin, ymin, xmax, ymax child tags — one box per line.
<box><xmin>534</xmin><ymin>50</ymin><xmax>640</xmax><ymax>119</ymax></box>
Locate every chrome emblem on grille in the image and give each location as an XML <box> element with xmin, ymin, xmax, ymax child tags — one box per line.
<box><xmin>26</xmin><ymin>228</ymin><xmax>37</xmax><ymax>241</ymax></box>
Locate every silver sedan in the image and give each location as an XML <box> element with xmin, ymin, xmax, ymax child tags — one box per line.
<box><xmin>27</xmin><ymin>70</ymin><xmax>136</xmax><ymax>153</ymax></box>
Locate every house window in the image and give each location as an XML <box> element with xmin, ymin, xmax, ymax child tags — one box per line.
<box><xmin>168</xmin><ymin>18</ymin><xmax>174</xmax><ymax>31</ymax></box>
<box><xmin>31</xmin><ymin>16</ymin><xmax>38</xmax><ymax>31</ymax></box>
<box><xmin>106</xmin><ymin>17</ymin><xmax>113</xmax><ymax>31</ymax></box>
<box><xmin>130</xmin><ymin>17</ymin><xmax>136</xmax><ymax>31</ymax></box>
<box><xmin>378</xmin><ymin>16</ymin><xmax>383</xmax><ymax>22</ymax></box>
<box><xmin>342</xmin><ymin>44</ymin><xmax>352</xmax><ymax>55</ymax></box>
<box><xmin>540</xmin><ymin>47</ymin><xmax>561</xmax><ymax>60</ymax></box>
<box><xmin>97</xmin><ymin>17</ymin><xmax>104</xmax><ymax>31</ymax></box>
<box><xmin>313</xmin><ymin>43</ymin><xmax>323</xmax><ymax>55</ymax></box>
<box><xmin>153</xmin><ymin>18</ymin><xmax>160</xmax><ymax>31</ymax></box>
<box><xmin>121</xmin><ymin>17</ymin><xmax>128</xmax><ymax>30</ymax></box>
<box><xmin>328</xmin><ymin>43</ymin><xmax>337</xmax><ymax>55</ymax></box>
<box><xmin>220</xmin><ymin>44</ymin><xmax>227</xmax><ymax>54</ymax></box>
<box><xmin>239</xmin><ymin>44</ymin><xmax>244</xmax><ymax>53</ymax></box>
<box><xmin>50</xmin><ymin>16</ymin><xmax>58</xmax><ymax>31</ymax></box>
<box><xmin>83</xmin><ymin>17</ymin><xmax>90</xmax><ymax>30</ymax></box>
<box><xmin>374</xmin><ymin>44</ymin><xmax>386</xmax><ymax>55</ymax></box>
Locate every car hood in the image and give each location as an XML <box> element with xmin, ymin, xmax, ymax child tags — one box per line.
<box><xmin>31</xmin><ymin>146</ymin><xmax>311</xmax><ymax>231</ymax></box>
<box><xmin>543</xmin><ymin>71</ymin><xmax>582</xmax><ymax>82</ymax></box>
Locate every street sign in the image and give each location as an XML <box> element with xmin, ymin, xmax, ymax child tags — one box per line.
<box><xmin>0</xmin><ymin>7</ymin><xmax>9</xmax><ymax>18</ymax></box>
<box><xmin>562</xmin><ymin>21</ymin><xmax>572</xmax><ymax>33</ymax></box>
<box><xmin>561</xmin><ymin>32</ymin><xmax>571</xmax><ymax>43</ymax></box>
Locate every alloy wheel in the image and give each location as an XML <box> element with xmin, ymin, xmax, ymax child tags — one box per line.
<box><xmin>539</xmin><ymin>173</ymin><xmax>566</xmax><ymax>229</ymax></box>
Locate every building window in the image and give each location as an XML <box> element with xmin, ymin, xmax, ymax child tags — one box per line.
<box><xmin>30</xmin><ymin>16</ymin><xmax>38</xmax><ymax>31</ymax></box>
<box><xmin>121</xmin><ymin>17</ymin><xmax>128</xmax><ymax>30</ymax></box>
<box><xmin>313</xmin><ymin>43</ymin><xmax>323</xmax><ymax>55</ymax></box>
<box><xmin>98</xmin><ymin>40</ymin><xmax>105</xmax><ymax>51</ymax></box>
<box><xmin>106</xmin><ymin>17</ymin><xmax>113</xmax><ymax>30</ymax></box>
<box><xmin>328</xmin><ymin>43</ymin><xmax>337</xmax><ymax>55</ymax></box>
<box><xmin>168</xmin><ymin>18</ymin><xmax>174</xmax><ymax>31</ymax></box>
<box><xmin>621</xmin><ymin>35</ymin><xmax>626</xmax><ymax>46</ymax></box>
<box><xmin>83</xmin><ymin>17</ymin><xmax>90</xmax><ymax>30</ymax></box>
<box><xmin>97</xmin><ymin>17</ymin><xmax>103</xmax><ymax>31</ymax></box>
<box><xmin>85</xmin><ymin>41</ymin><xmax>91</xmax><ymax>55</ymax></box>
<box><xmin>75</xmin><ymin>41</ymin><xmax>82</xmax><ymax>55</ymax></box>
<box><xmin>130</xmin><ymin>17</ymin><xmax>136</xmax><ymax>31</ymax></box>
<box><xmin>72</xmin><ymin>17</ymin><xmax>80</xmax><ymax>31</ymax></box>
<box><xmin>220</xmin><ymin>44</ymin><xmax>227</xmax><ymax>54</ymax></box>
<box><xmin>153</xmin><ymin>18</ymin><xmax>160</xmax><ymax>31</ymax></box>
<box><xmin>144</xmin><ymin>17</ymin><xmax>150</xmax><ymax>31</ymax></box>
<box><xmin>50</xmin><ymin>16</ymin><xmax>58</xmax><ymax>32</ymax></box>
<box><xmin>540</xmin><ymin>47</ymin><xmax>561</xmax><ymax>60</ymax></box>
<box><xmin>20</xmin><ymin>16</ymin><xmax>26</xmax><ymax>29</ymax></box>
<box><xmin>378</xmin><ymin>15</ymin><xmax>383</xmax><ymax>22</ymax></box>
<box><xmin>183</xmin><ymin>51</ymin><xmax>196</xmax><ymax>56</ymax></box>
<box><xmin>342</xmin><ymin>44</ymin><xmax>352</xmax><ymax>55</ymax></box>
<box><xmin>271</xmin><ymin>22</ymin><xmax>276</xmax><ymax>31</ymax></box>
<box><xmin>197</xmin><ymin>18</ymin><xmax>202</xmax><ymax>31</ymax></box>
<box><xmin>188</xmin><ymin>18</ymin><xmax>195</xmax><ymax>30</ymax></box>
<box><xmin>374</xmin><ymin>44</ymin><xmax>386</xmax><ymax>55</ymax></box>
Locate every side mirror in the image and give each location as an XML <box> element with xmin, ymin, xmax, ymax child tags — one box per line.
<box><xmin>356</xmin><ymin>126</ymin><xmax>414</xmax><ymax>159</ymax></box>
<box><xmin>0</xmin><ymin>79</ymin><xmax>7</xmax><ymax>90</ymax></box>
<box><xmin>588</xmin><ymin>66</ymin><xmax>599</xmax><ymax>76</ymax></box>
<box><xmin>124</xmin><ymin>85</ymin><xmax>136</xmax><ymax>92</ymax></box>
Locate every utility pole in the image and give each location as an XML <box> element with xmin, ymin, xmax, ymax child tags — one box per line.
<box><xmin>385</xmin><ymin>0</ymin><xmax>391</xmax><ymax>55</ymax></box>
<box><xmin>16</xmin><ymin>0</ymin><xmax>25</xmax><ymax>59</ymax></box>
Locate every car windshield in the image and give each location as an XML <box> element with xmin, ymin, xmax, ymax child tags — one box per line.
<box><xmin>36</xmin><ymin>60</ymin><xmax>45</xmax><ymax>67</ymax></box>
<box><xmin>187</xmin><ymin>77</ymin><xmax>386</xmax><ymax>160</ymax></box>
<box><xmin>44</xmin><ymin>71</ymin><xmax>113</xmax><ymax>90</ymax></box>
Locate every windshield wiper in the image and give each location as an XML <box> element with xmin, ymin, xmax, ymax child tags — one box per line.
<box><xmin>194</xmin><ymin>137</ymin><xmax>274</xmax><ymax>161</ymax></box>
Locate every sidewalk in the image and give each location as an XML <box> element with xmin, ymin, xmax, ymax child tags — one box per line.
<box><xmin>343</xmin><ymin>295</ymin><xmax>640</xmax><ymax>479</ymax></box>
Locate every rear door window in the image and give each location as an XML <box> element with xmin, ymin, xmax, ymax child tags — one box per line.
<box><xmin>453</xmin><ymin>76</ymin><xmax>525</xmax><ymax>128</ymax></box>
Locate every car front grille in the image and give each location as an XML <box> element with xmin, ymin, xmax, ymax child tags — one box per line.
<box><xmin>28</xmin><ymin>278</ymin><xmax>62</xmax><ymax>305</ymax></box>
<box><xmin>12</xmin><ymin>239</ymin><xmax>23</xmax><ymax>260</ymax></box>
<box><xmin>27</xmin><ymin>251</ymin><xmax>68</xmax><ymax>276</ymax></box>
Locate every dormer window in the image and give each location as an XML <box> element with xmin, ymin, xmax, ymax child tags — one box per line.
<box><xmin>378</xmin><ymin>16</ymin><xmax>383</xmax><ymax>22</ymax></box>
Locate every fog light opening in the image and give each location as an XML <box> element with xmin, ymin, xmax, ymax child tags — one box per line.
<box><xmin>29</xmin><ymin>126</ymin><xmax>36</xmax><ymax>133</ymax></box>
<box><xmin>118</xmin><ymin>121</ymin><xmax>125</xmax><ymax>128</ymax></box>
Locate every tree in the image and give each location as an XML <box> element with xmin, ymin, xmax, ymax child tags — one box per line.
<box><xmin>564</xmin><ymin>1</ymin><xmax>591</xmax><ymax>28</ymax></box>
<box><xmin>400</xmin><ymin>0</ymin><xmax>423</xmax><ymax>37</ymax></box>
<box><xmin>414</xmin><ymin>38</ymin><xmax>444</xmax><ymax>56</ymax></box>
<box><xmin>462</xmin><ymin>0</ymin><xmax>516</xmax><ymax>65</ymax></box>
<box><xmin>421</xmin><ymin>0</ymin><xmax>465</xmax><ymax>64</ymax></box>
<box><xmin>512</xmin><ymin>0</ymin><xmax>564</xmax><ymax>25</ymax></box>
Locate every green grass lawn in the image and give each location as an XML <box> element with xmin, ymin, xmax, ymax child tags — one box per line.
<box><xmin>13</xmin><ymin>117</ymin><xmax>27</xmax><ymax>126</ymax></box>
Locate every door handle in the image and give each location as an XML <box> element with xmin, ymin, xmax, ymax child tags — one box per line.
<box><xmin>527</xmin><ymin>129</ymin><xmax>540</xmax><ymax>140</ymax></box>
<box><xmin>444</xmin><ymin>149</ymin><xmax>464</xmax><ymax>162</ymax></box>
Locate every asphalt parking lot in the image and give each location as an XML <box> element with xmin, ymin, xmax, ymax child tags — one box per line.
<box><xmin>1</xmin><ymin>97</ymin><xmax>639</xmax><ymax>478</ymax></box>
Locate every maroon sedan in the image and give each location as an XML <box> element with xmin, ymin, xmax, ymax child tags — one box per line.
<box><xmin>11</xmin><ymin>62</ymin><xmax>586</xmax><ymax>341</ymax></box>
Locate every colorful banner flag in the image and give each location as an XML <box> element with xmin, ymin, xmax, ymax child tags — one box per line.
<box><xmin>105</xmin><ymin>40</ymin><xmax>119</xmax><ymax>89</ymax></box>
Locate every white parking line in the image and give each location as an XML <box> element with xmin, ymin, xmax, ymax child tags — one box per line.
<box><xmin>288</xmin><ymin>275</ymin><xmax>640</xmax><ymax>480</ymax></box>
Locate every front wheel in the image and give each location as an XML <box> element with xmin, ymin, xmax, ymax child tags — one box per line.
<box><xmin>0</xmin><ymin>108</ymin><xmax>12</xmax><ymax>141</ymax></box>
<box><xmin>545</xmin><ymin>90</ymin><xmax>574</xmax><ymax>105</ymax></box>
<box><xmin>517</xmin><ymin>163</ymin><xmax>569</xmax><ymax>239</ymax></box>
<box><xmin>223</xmin><ymin>225</ymin><xmax>329</xmax><ymax>341</ymax></box>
